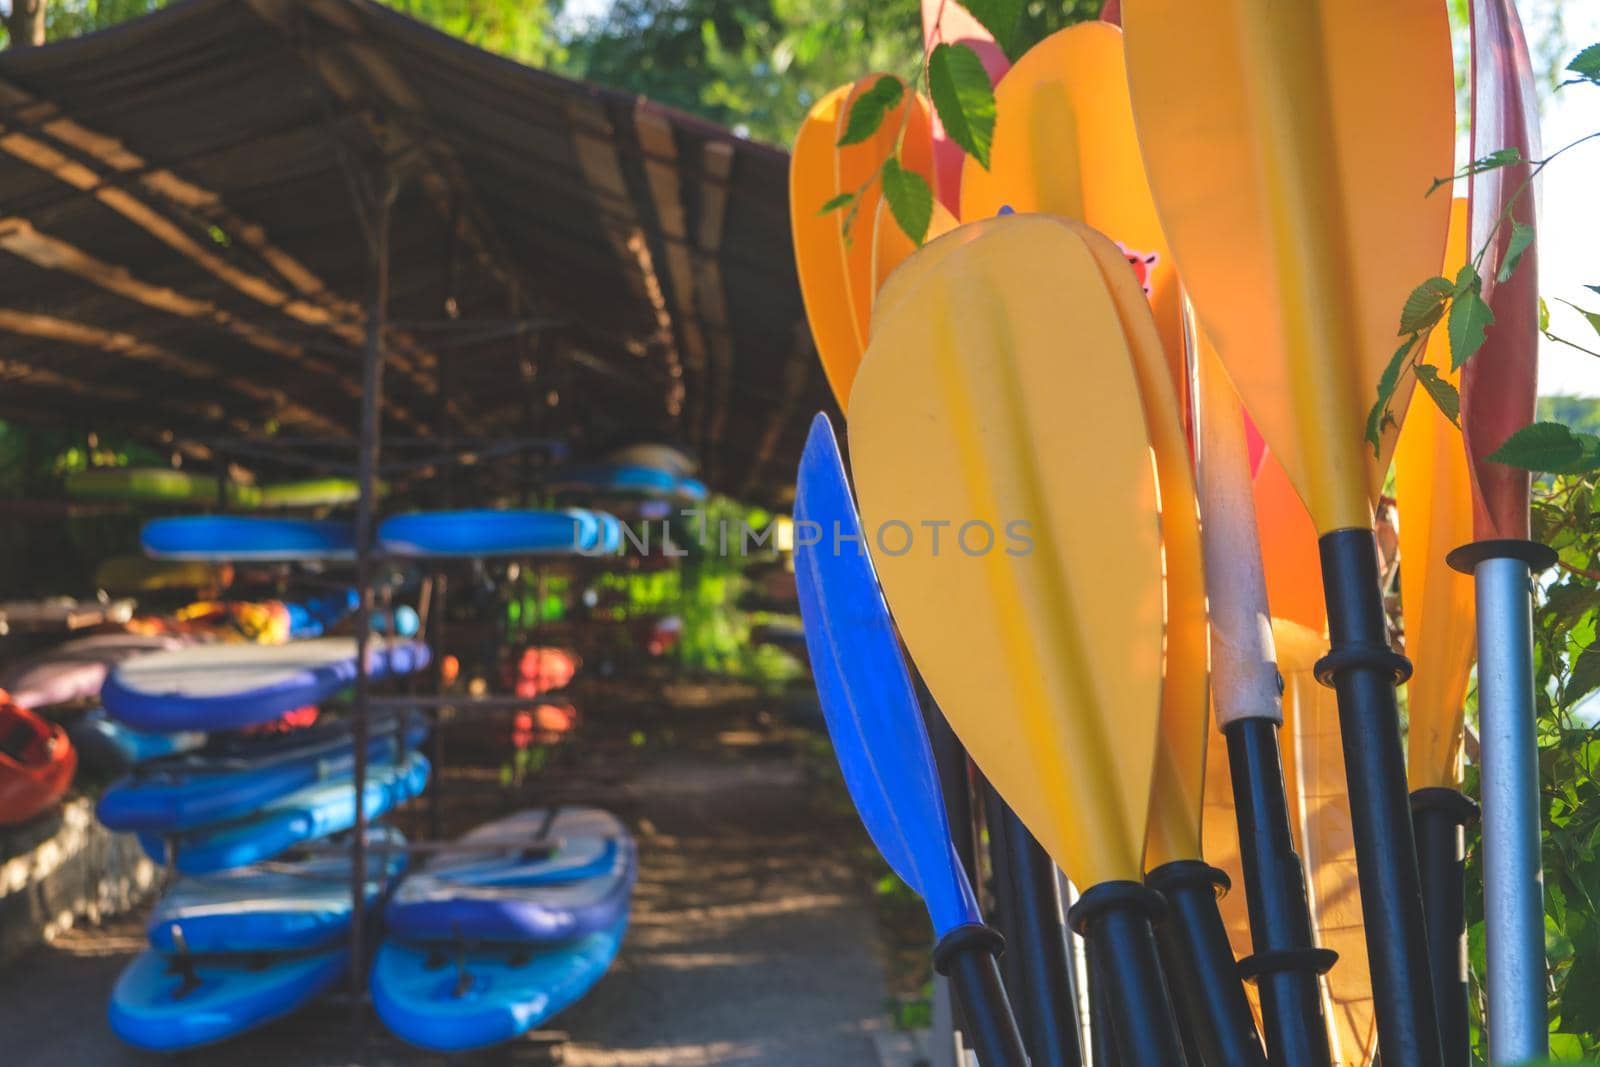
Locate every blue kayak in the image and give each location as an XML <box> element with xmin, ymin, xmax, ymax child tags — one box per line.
<box><xmin>69</xmin><ymin>709</ymin><xmax>205</xmax><ymax>776</ymax></box>
<box><xmin>101</xmin><ymin>637</ymin><xmax>430</xmax><ymax>733</ymax></box>
<box><xmin>378</xmin><ymin>509</ymin><xmax>601</xmax><ymax>558</ymax></box>
<box><xmin>148</xmin><ymin>828</ymin><xmax>409</xmax><ymax>954</ymax></box>
<box><xmin>98</xmin><ymin>712</ymin><xmax>428</xmax><ymax>832</ymax></box>
<box><xmin>142</xmin><ymin>516</ymin><xmax>356</xmax><ymax>561</ymax></box>
<box><xmin>286</xmin><ymin>588</ymin><xmax>359</xmax><ymax>638</ymax></box>
<box><xmin>110</xmin><ymin>946</ymin><xmax>348</xmax><ymax>1052</ymax></box>
<box><xmin>385</xmin><ymin>806</ymin><xmax>636</xmax><ymax>944</ymax></box>
<box><xmin>140</xmin><ymin>754</ymin><xmax>431</xmax><ymax>875</ymax></box>
<box><xmin>371</xmin><ymin>917</ymin><xmax>626</xmax><ymax>1052</ymax></box>
<box><xmin>548</xmin><ymin>463</ymin><xmax>680</xmax><ymax>498</ymax></box>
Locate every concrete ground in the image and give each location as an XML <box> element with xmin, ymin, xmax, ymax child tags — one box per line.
<box><xmin>0</xmin><ymin>681</ymin><xmax>891</xmax><ymax>1066</ymax></box>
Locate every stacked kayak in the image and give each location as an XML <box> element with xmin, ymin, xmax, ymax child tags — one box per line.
<box><xmin>372</xmin><ymin>806</ymin><xmax>636</xmax><ymax>1051</ymax></box>
<box><xmin>101</xmin><ymin>636</ymin><xmax>430</xmax><ymax>732</ymax></box>
<box><xmin>378</xmin><ymin>508</ymin><xmax>623</xmax><ymax>558</ymax></box>
<box><xmin>142</xmin><ymin>516</ymin><xmax>356</xmax><ymax>561</ymax></box>
<box><xmin>70</xmin><ymin>709</ymin><xmax>206</xmax><ymax>776</ymax></box>
<box><xmin>110</xmin><ymin>828</ymin><xmax>409</xmax><ymax>1051</ymax></box>
<box><xmin>548</xmin><ymin>462</ymin><xmax>706</xmax><ymax>502</ymax></box>
<box><xmin>0</xmin><ymin>632</ymin><xmax>184</xmax><ymax>710</ymax></box>
<box><xmin>0</xmin><ymin>697</ymin><xmax>76</xmax><ymax>825</ymax></box>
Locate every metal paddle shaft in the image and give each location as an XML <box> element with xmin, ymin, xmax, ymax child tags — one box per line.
<box><xmin>1411</xmin><ymin>788</ymin><xmax>1480</xmax><ymax>1067</ymax></box>
<box><xmin>1146</xmin><ymin>860</ymin><xmax>1268</xmax><ymax>1067</ymax></box>
<box><xmin>1449</xmin><ymin>541</ymin><xmax>1556</xmax><ymax>1063</ymax></box>
<box><xmin>1317</xmin><ymin>531</ymin><xmax>1441</xmax><ymax>1067</ymax></box>
<box><xmin>1071</xmin><ymin>883</ymin><xmax>1188</xmax><ymax>1066</ymax></box>
<box><xmin>986</xmin><ymin>784</ymin><xmax>1084</xmax><ymax>1067</ymax></box>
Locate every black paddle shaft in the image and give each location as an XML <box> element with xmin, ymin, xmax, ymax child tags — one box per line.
<box><xmin>1146</xmin><ymin>860</ymin><xmax>1269</xmax><ymax>1067</ymax></box>
<box><xmin>1411</xmin><ymin>788</ymin><xmax>1479</xmax><ymax>1067</ymax></box>
<box><xmin>988</xmin><ymin>789</ymin><xmax>1084</xmax><ymax>1067</ymax></box>
<box><xmin>933</xmin><ymin>925</ymin><xmax>1031</xmax><ymax>1067</ymax></box>
<box><xmin>1226</xmin><ymin>718</ymin><xmax>1337</xmax><ymax>1067</ymax></box>
<box><xmin>1069</xmin><ymin>881</ymin><xmax>1189</xmax><ymax>1066</ymax></box>
<box><xmin>1317</xmin><ymin>529</ymin><xmax>1445</xmax><ymax>1067</ymax></box>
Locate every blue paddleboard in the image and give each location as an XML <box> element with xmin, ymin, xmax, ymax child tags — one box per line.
<box><xmin>101</xmin><ymin>637</ymin><xmax>430</xmax><ymax>732</ymax></box>
<box><xmin>141</xmin><ymin>516</ymin><xmax>356</xmax><ymax>561</ymax></box>
<box><xmin>377</xmin><ymin>510</ymin><xmax>600</xmax><ymax>558</ymax></box>
<box><xmin>147</xmin><ymin>827</ymin><xmax>409</xmax><ymax>954</ymax></box>
<box><xmin>385</xmin><ymin>806</ymin><xmax>636</xmax><ymax>944</ymax></box>
<box><xmin>109</xmin><ymin>946</ymin><xmax>348</xmax><ymax>1051</ymax></box>
<box><xmin>98</xmin><ymin>712</ymin><xmax>428</xmax><ymax>832</ymax></box>
<box><xmin>69</xmin><ymin>710</ymin><xmax>206</xmax><ymax>776</ymax></box>
<box><xmin>140</xmin><ymin>753</ymin><xmax>431</xmax><ymax>875</ymax></box>
<box><xmin>371</xmin><ymin>917</ymin><xmax>626</xmax><ymax>1052</ymax></box>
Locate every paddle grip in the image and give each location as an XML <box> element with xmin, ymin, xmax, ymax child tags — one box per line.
<box><xmin>933</xmin><ymin>924</ymin><xmax>1030</xmax><ymax>1067</ymax></box>
<box><xmin>1411</xmin><ymin>788</ymin><xmax>1479</xmax><ymax>1067</ymax></box>
<box><xmin>1224</xmin><ymin>718</ymin><xmax>1336</xmax><ymax>1067</ymax></box>
<box><xmin>1068</xmin><ymin>881</ymin><xmax>1188</xmax><ymax>1066</ymax></box>
<box><xmin>1087</xmin><ymin>942</ymin><xmax>1123</xmax><ymax>1067</ymax></box>
<box><xmin>989</xmin><ymin>791</ymin><xmax>1084</xmax><ymax>1067</ymax></box>
<box><xmin>1146</xmin><ymin>860</ymin><xmax>1268</xmax><ymax>1067</ymax></box>
<box><xmin>1316</xmin><ymin>528</ymin><xmax>1444</xmax><ymax>1067</ymax></box>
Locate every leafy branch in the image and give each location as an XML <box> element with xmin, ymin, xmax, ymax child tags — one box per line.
<box><xmin>1367</xmin><ymin>43</ymin><xmax>1600</xmax><ymax>470</ymax></box>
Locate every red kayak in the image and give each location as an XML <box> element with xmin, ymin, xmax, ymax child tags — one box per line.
<box><xmin>0</xmin><ymin>695</ymin><xmax>76</xmax><ymax>825</ymax></box>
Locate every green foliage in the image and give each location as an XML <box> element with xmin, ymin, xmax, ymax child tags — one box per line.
<box><xmin>1447</xmin><ymin>263</ymin><xmax>1496</xmax><ymax>369</ymax></box>
<box><xmin>927</xmin><ymin>42</ymin><xmax>996</xmax><ymax>169</ymax></box>
<box><xmin>387</xmin><ymin>0</ymin><xmax>565</xmax><ymax>65</ymax></box>
<box><xmin>958</xmin><ymin>0</ymin><xmax>1025</xmax><ymax>56</ymax></box>
<box><xmin>880</xmin><ymin>155</ymin><xmax>932</xmax><ymax>243</ymax></box>
<box><xmin>836</xmin><ymin>75</ymin><xmax>905</xmax><ymax>146</ymax></box>
<box><xmin>1562</xmin><ymin>42</ymin><xmax>1600</xmax><ymax>86</ymax></box>
<box><xmin>1491</xmin><ymin>423</ymin><xmax>1600</xmax><ymax>475</ymax></box>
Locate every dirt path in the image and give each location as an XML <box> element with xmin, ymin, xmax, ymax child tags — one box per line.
<box><xmin>0</xmin><ymin>681</ymin><xmax>890</xmax><ymax>1066</ymax></box>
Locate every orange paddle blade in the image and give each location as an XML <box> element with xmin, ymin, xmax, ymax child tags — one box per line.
<box><xmin>1254</xmin><ymin>448</ymin><xmax>1326</xmax><ymax>633</ymax></box>
<box><xmin>835</xmin><ymin>77</ymin><xmax>933</xmax><ymax>373</ymax></box>
<box><xmin>850</xmin><ymin>215</ymin><xmax>1166</xmax><ymax>886</ymax></box>
<box><xmin>790</xmin><ymin>84</ymin><xmax>862</xmax><ymax>408</ymax></box>
<box><xmin>869</xmin><ymin>196</ymin><xmax>958</xmax><ymax>315</ymax></box>
<box><xmin>1396</xmin><ymin>201</ymin><xmax>1476</xmax><ymax>789</ymax></box>
<box><xmin>962</xmin><ymin>22</ymin><xmax>1184</xmax><ymax>396</ymax></box>
<box><xmin>1123</xmin><ymin>0</ymin><xmax>1454</xmax><ymax>533</ymax></box>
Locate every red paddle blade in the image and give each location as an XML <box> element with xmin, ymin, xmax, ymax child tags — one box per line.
<box><xmin>1462</xmin><ymin>0</ymin><xmax>1541</xmax><ymax>541</ymax></box>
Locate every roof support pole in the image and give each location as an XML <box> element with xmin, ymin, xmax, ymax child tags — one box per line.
<box><xmin>350</xmin><ymin>167</ymin><xmax>398</xmax><ymax>1052</ymax></box>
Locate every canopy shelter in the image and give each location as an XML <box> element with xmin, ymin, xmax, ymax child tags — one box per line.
<box><xmin>0</xmin><ymin>0</ymin><xmax>830</xmax><ymax>504</ymax></box>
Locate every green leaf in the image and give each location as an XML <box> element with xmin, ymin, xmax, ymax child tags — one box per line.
<box><xmin>836</xmin><ymin>76</ymin><xmax>904</xmax><ymax>148</ymax></box>
<box><xmin>880</xmin><ymin>156</ymin><xmax>933</xmax><ymax>246</ymax></box>
<box><xmin>928</xmin><ymin>43</ymin><xmax>997</xmax><ymax>171</ymax></box>
<box><xmin>817</xmin><ymin>192</ymin><xmax>854</xmax><ymax>216</ymax></box>
<box><xmin>1566</xmin><ymin>644</ymin><xmax>1600</xmax><ymax>706</ymax></box>
<box><xmin>1584</xmin><ymin>284</ymin><xmax>1600</xmax><ymax>298</ymax></box>
<box><xmin>1555</xmin><ymin>298</ymin><xmax>1600</xmax><ymax>341</ymax></box>
<box><xmin>1448</xmin><ymin>264</ymin><xmax>1495</xmax><ymax>369</ymax></box>
<box><xmin>1366</xmin><ymin>334</ymin><xmax>1419</xmax><ymax>454</ymax></box>
<box><xmin>960</xmin><ymin>0</ymin><xmax>1026</xmax><ymax>55</ymax></box>
<box><xmin>1414</xmin><ymin>363</ymin><xmax>1460</xmax><ymax>425</ymax></box>
<box><xmin>1488</xmin><ymin>422</ymin><xmax>1600</xmax><ymax>475</ymax></box>
<box><xmin>1541</xmin><ymin>296</ymin><xmax>1553</xmax><ymax>332</ymax></box>
<box><xmin>1399</xmin><ymin>276</ymin><xmax>1456</xmax><ymax>334</ymax></box>
<box><xmin>1427</xmin><ymin>147</ymin><xmax>1522</xmax><ymax>196</ymax></box>
<box><xmin>1498</xmin><ymin>221</ymin><xmax>1536</xmax><ymax>284</ymax></box>
<box><xmin>1566</xmin><ymin>41</ymin><xmax>1600</xmax><ymax>83</ymax></box>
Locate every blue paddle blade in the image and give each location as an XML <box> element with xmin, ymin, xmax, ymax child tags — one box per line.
<box><xmin>794</xmin><ymin>413</ymin><xmax>982</xmax><ymax>938</ymax></box>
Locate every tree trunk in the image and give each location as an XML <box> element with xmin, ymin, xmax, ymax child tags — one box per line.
<box><xmin>4</xmin><ymin>0</ymin><xmax>45</xmax><ymax>48</ymax></box>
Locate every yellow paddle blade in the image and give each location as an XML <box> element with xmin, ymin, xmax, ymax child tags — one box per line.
<box><xmin>869</xmin><ymin>196</ymin><xmax>958</xmax><ymax>315</ymax></box>
<box><xmin>1123</xmin><ymin>0</ymin><xmax>1454</xmax><ymax>533</ymax></box>
<box><xmin>962</xmin><ymin>22</ymin><xmax>1184</xmax><ymax>396</ymax></box>
<box><xmin>790</xmin><ymin>84</ymin><xmax>862</xmax><ymax>408</ymax></box>
<box><xmin>1277</xmin><ymin>618</ymin><xmax>1379</xmax><ymax>1066</ymax></box>
<box><xmin>1069</xmin><ymin>220</ymin><xmax>1208</xmax><ymax>871</ymax></box>
<box><xmin>1254</xmin><ymin>449</ymin><xmax>1327</xmax><ymax>633</ymax></box>
<box><xmin>850</xmin><ymin>214</ymin><xmax>1166</xmax><ymax>886</ymax></box>
<box><xmin>835</xmin><ymin>77</ymin><xmax>934</xmax><ymax>372</ymax></box>
<box><xmin>1397</xmin><ymin>201</ymin><xmax>1475</xmax><ymax>789</ymax></box>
